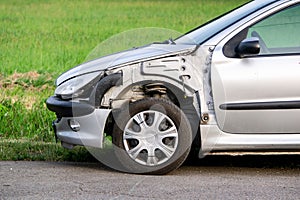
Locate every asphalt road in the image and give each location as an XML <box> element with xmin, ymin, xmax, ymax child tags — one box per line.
<box><xmin>0</xmin><ymin>156</ymin><xmax>300</xmax><ymax>200</ymax></box>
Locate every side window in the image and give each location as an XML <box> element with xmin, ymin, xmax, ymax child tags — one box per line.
<box><xmin>248</xmin><ymin>4</ymin><xmax>300</xmax><ymax>55</ymax></box>
<box><xmin>223</xmin><ymin>4</ymin><xmax>300</xmax><ymax>57</ymax></box>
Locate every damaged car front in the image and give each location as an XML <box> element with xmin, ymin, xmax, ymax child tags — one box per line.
<box><xmin>46</xmin><ymin>43</ymin><xmax>201</xmax><ymax>173</ymax></box>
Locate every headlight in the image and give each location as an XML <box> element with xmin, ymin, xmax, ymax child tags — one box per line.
<box><xmin>55</xmin><ymin>72</ymin><xmax>101</xmax><ymax>99</ymax></box>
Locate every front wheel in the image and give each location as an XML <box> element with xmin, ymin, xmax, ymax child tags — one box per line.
<box><xmin>112</xmin><ymin>98</ymin><xmax>192</xmax><ymax>174</ymax></box>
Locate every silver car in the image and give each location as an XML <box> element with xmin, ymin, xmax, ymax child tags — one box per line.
<box><xmin>47</xmin><ymin>0</ymin><xmax>300</xmax><ymax>174</ymax></box>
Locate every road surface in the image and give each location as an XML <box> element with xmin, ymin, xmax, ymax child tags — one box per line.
<box><xmin>0</xmin><ymin>155</ymin><xmax>300</xmax><ymax>199</ymax></box>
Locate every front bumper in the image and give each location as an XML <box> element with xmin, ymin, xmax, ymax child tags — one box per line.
<box><xmin>46</xmin><ymin>96</ymin><xmax>111</xmax><ymax>148</ymax></box>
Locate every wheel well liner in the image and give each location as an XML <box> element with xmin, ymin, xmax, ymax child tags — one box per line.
<box><xmin>90</xmin><ymin>73</ymin><xmax>122</xmax><ymax>107</ymax></box>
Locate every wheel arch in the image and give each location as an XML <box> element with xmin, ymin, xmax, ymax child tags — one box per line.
<box><xmin>107</xmin><ymin>79</ymin><xmax>201</xmax><ymax>150</ymax></box>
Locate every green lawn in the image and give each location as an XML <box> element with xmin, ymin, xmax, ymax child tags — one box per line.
<box><xmin>0</xmin><ymin>0</ymin><xmax>249</xmax><ymax>75</ymax></box>
<box><xmin>0</xmin><ymin>0</ymin><xmax>249</xmax><ymax>161</ymax></box>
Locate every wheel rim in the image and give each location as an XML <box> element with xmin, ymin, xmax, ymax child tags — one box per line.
<box><xmin>123</xmin><ymin>110</ymin><xmax>179</xmax><ymax>166</ymax></box>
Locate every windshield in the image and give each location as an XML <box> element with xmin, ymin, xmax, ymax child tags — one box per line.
<box><xmin>175</xmin><ymin>0</ymin><xmax>278</xmax><ymax>45</ymax></box>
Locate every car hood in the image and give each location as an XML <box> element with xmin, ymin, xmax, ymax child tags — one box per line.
<box><xmin>56</xmin><ymin>43</ymin><xmax>197</xmax><ymax>86</ymax></box>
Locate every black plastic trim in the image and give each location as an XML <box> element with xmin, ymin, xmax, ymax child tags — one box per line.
<box><xmin>219</xmin><ymin>101</ymin><xmax>300</xmax><ymax>110</ymax></box>
<box><xmin>46</xmin><ymin>96</ymin><xmax>95</xmax><ymax>117</ymax></box>
<box><xmin>90</xmin><ymin>73</ymin><xmax>122</xmax><ymax>107</ymax></box>
<box><xmin>52</xmin><ymin>120</ymin><xmax>58</xmax><ymax>142</ymax></box>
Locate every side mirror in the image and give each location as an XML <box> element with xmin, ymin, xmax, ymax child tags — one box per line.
<box><xmin>236</xmin><ymin>37</ymin><xmax>260</xmax><ymax>58</ymax></box>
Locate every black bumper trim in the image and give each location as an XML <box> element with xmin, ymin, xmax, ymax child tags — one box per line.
<box><xmin>52</xmin><ymin>120</ymin><xmax>58</xmax><ymax>142</ymax></box>
<box><xmin>46</xmin><ymin>96</ymin><xmax>95</xmax><ymax>117</ymax></box>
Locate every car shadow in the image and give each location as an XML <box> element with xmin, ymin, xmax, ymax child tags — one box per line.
<box><xmin>185</xmin><ymin>154</ymin><xmax>300</xmax><ymax>169</ymax></box>
<box><xmin>55</xmin><ymin>151</ymin><xmax>300</xmax><ymax>174</ymax></box>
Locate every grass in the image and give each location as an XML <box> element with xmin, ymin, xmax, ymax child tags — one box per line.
<box><xmin>0</xmin><ymin>139</ymin><xmax>96</xmax><ymax>162</ymax></box>
<box><xmin>0</xmin><ymin>72</ymin><xmax>54</xmax><ymax>141</ymax></box>
<box><xmin>0</xmin><ymin>0</ymin><xmax>249</xmax><ymax>161</ymax></box>
<box><xmin>0</xmin><ymin>0</ymin><xmax>249</xmax><ymax>76</ymax></box>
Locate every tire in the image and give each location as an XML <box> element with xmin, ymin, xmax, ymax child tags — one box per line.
<box><xmin>112</xmin><ymin>98</ymin><xmax>192</xmax><ymax>174</ymax></box>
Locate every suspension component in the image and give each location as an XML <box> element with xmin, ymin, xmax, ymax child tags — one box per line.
<box><xmin>144</xmin><ymin>83</ymin><xmax>167</xmax><ymax>98</ymax></box>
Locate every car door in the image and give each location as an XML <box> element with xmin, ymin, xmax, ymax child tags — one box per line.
<box><xmin>211</xmin><ymin>3</ymin><xmax>300</xmax><ymax>133</ymax></box>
